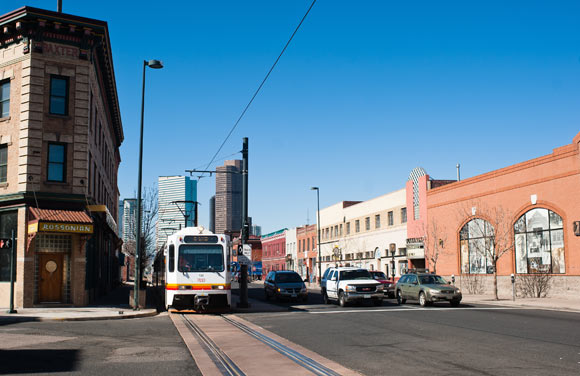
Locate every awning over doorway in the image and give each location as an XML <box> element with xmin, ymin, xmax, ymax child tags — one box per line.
<box><xmin>28</xmin><ymin>208</ymin><xmax>94</xmax><ymax>234</ymax></box>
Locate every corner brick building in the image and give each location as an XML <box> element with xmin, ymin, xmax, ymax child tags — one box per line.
<box><xmin>0</xmin><ymin>7</ymin><xmax>122</xmax><ymax>307</ymax></box>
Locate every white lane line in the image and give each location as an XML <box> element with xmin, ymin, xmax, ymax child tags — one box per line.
<box><xmin>308</xmin><ymin>307</ymin><xmax>525</xmax><ymax>314</ymax></box>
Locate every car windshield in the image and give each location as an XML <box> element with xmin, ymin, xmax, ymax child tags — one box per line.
<box><xmin>275</xmin><ymin>273</ymin><xmax>303</xmax><ymax>283</ymax></box>
<box><xmin>371</xmin><ymin>272</ymin><xmax>387</xmax><ymax>279</ymax></box>
<box><xmin>178</xmin><ymin>244</ymin><xmax>224</xmax><ymax>272</ymax></box>
<box><xmin>340</xmin><ymin>270</ymin><xmax>372</xmax><ymax>280</ymax></box>
<box><xmin>419</xmin><ymin>275</ymin><xmax>448</xmax><ymax>285</ymax></box>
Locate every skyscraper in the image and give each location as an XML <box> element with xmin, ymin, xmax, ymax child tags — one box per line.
<box><xmin>157</xmin><ymin>176</ymin><xmax>197</xmax><ymax>250</ymax></box>
<box><xmin>215</xmin><ymin>160</ymin><xmax>242</xmax><ymax>234</ymax></box>
<box><xmin>122</xmin><ymin>199</ymin><xmax>137</xmax><ymax>244</ymax></box>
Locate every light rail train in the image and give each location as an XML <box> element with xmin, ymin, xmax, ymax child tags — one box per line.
<box><xmin>163</xmin><ymin>227</ymin><xmax>231</xmax><ymax>311</ymax></box>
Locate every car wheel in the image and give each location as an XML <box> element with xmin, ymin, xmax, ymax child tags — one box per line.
<box><xmin>450</xmin><ymin>299</ymin><xmax>460</xmax><ymax>307</ymax></box>
<box><xmin>323</xmin><ymin>291</ymin><xmax>329</xmax><ymax>304</ymax></box>
<box><xmin>419</xmin><ymin>292</ymin><xmax>428</xmax><ymax>307</ymax></box>
<box><xmin>396</xmin><ymin>290</ymin><xmax>406</xmax><ymax>305</ymax></box>
<box><xmin>373</xmin><ymin>298</ymin><xmax>382</xmax><ymax>306</ymax></box>
<box><xmin>338</xmin><ymin>291</ymin><xmax>347</xmax><ymax>307</ymax></box>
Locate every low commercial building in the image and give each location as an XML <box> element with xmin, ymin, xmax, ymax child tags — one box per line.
<box><xmin>427</xmin><ymin>132</ymin><xmax>580</xmax><ymax>295</ymax></box>
<box><xmin>261</xmin><ymin>229</ymin><xmax>286</xmax><ymax>275</ymax></box>
<box><xmin>0</xmin><ymin>7</ymin><xmax>122</xmax><ymax>307</ymax></box>
<box><xmin>318</xmin><ymin>189</ymin><xmax>407</xmax><ymax>278</ymax></box>
<box><xmin>296</xmin><ymin>224</ymin><xmax>317</xmax><ymax>281</ymax></box>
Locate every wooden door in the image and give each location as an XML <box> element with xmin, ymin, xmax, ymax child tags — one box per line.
<box><xmin>39</xmin><ymin>253</ymin><xmax>64</xmax><ymax>303</ymax></box>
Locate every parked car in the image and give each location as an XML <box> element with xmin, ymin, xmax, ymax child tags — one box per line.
<box><xmin>395</xmin><ymin>272</ymin><xmax>462</xmax><ymax>307</ymax></box>
<box><xmin>369</xmin><ymin>271</ymin><xmax>395</xmax><ymax>298</ymax></box>
<box><xmin>264</xmin><ymin>270</ymin><xmax>308</xmax><ymax>302</ymax></box>
<box><xmin>322</xmin><ymin>267</ymin><xmax>383</xmax><ymax>307</ymax></box>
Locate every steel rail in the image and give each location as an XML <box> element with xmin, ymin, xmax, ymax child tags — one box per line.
<box><xmin>221</xmin><ymin>315</ymin><xmax>341</xmax><ymax>376</ymax></box>
<box><xmin>181</xmin><ymin>314</ymin><xmax>246</xmax><ymax>376</ymax></box>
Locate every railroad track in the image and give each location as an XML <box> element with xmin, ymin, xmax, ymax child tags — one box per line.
<box><xmin>179</xmin><ymin>313</ymin><xmax>341</xmax><ymax>376</ymax></box>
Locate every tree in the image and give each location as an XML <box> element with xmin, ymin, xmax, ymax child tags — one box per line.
<box><xmin>459</xmin><ymin>202</ymin><xmax>514</xmax><ymax>300</ymax></box>
<box><xmin>123</xmin><ymin>186</ymin><xmax>158</xmax><ymax>284</ymax></box>
<box><xmin>422</xmin><ymin>220</ymin><xmax>448</xmax><ymax>274</ymax></box>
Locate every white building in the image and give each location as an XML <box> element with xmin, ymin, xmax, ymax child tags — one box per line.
<box><xmin>318</xmin><ymin>188</ymin><xmax>408</xmax><ymax>278</ymax></box>
<box><xmin>285</xmin><ymin>228</ymin><xmax>298</xmax><ymax>272</ymax></box>
<box><xmin>157</xmin><ymin>176</ymin><xmax>197</xmax><ymax>250</ymax></box>
<box><xmin>122</xmin><ymin>199</ymin><xmax>137</xmax><ymax>244</ymax></box>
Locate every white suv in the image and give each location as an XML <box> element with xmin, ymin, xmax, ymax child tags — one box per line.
<box><xmin>322</xmin><ymin>267</ymin><xmax>383</xmax><ymax>307</ymax></box>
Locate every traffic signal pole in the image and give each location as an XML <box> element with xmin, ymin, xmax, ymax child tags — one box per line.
<box><xmin>238</xmin><ymin>137</ymin><xmax>250</xmax><ymax>308</ymax></box>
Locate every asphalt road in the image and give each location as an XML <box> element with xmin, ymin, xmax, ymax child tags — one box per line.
<box><xmin>235</xmin><ymin>283</ymin><xmax>580</xmax><ymax>376</ymax></box>
<box><xmin>0</xmin><ymin>314</ymin><xmax>200</xmax><ymax>376</ymax></box>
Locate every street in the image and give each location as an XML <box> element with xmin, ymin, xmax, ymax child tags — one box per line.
<box><xmin>235</xmin><ymin>283</ymin><xmax>580</xmax><ymax>376</ymax></box>
<box><xmin>1</xmin><ymin>283</ymin><xmax>579</xmax><ymax>375</ymax></box>
<box><xmin>0</xmin><ymin>315</ymin><xmax>201</xmax><ymax>376</ymax></box>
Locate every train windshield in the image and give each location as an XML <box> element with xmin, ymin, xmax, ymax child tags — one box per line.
<box><xmin>178</xmin><ymin>244</ymin><xmax>224</xmax><ymax>272</ymax></box>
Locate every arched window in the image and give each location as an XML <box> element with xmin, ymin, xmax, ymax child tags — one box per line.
<box><xmin>460</xmin><ymin>218</ymin><xmax>494</xmax><ymax>274</ymax></box>
<box><xmin>514</xmin><ymin>208</ymin><xmax>564</xmax><ymax>274</ymax></box>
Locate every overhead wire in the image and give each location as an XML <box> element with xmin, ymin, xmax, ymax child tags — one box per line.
<box><xmin>200</xmin><ymin>0</ymin><xmax>318</xmax><ymax>178</ymax></box>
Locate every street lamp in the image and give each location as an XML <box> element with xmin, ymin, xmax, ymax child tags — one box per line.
<box><xmin>391</xmin><ymin>248</ymin><xmax>396</xmax><ymax>282</ymax></box>
<box><xmin>134</xmin><ymin>59</ymin><xmax>163</xmax><ymax>310</ymax></box>
<box><xmin>310</xmin><ymin>187</ymin><xmax>322</xmax><ymax>285</ymax></box>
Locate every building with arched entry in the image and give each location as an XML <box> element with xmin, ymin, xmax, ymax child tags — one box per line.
<box><xmin>425</xmin><ymin>131</ymin><xmax>580</xmax><ymax>295</ymax></box>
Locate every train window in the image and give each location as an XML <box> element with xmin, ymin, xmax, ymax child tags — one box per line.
<box><xmin>168</xmin><ymin>244</ymin><xmax>175</xmax><ymax>272</ymax></box>
<box><xmin>178</xmin><ymin>244</ymin><xmax>224</xmax><ymax>272</ymax></box>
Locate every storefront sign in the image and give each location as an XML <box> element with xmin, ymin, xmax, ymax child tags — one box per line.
<box><xmin>29</xmin><ymin>222</ymin><xmax>93</xmax><ymax>234</ymax></box>
<box><xmin>87</xmin><ymin>205</ymin><xmax>118</xmax><ymax>236</ymax></box>
<box><xmin>407</xmin><ymin>248</ymin><xmax>425</xmax><ymax>259</ymax></box>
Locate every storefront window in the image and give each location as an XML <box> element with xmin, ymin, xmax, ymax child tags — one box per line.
<box><xmin>460</xmin><ymin>218</ymin><xmax>494</xmax><ymax>274</ymax></box>
<box><xmin>0</xmin><ymin>211</ymin><xmax>17</xmax><ymax>281</ymax></box>
<box><xmin>514</xmin><ymin>208</ymin><xmax>564</xmax><ymax>274</ymax></box>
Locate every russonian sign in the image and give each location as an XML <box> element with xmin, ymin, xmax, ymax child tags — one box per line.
<box><xmin>28</xmin><ymin>222</ymin><xmax>93</xmax><ymax>234</ymax></box>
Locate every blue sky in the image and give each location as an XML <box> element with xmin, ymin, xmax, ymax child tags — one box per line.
<box><xmin>3</xmin><ymin>1</ymin><xmax>580</xmax><ymax>234</ymax></box>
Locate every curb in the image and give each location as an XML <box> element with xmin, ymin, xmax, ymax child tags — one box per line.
<box><xmin>461</xmin><ymin>299</ymin><xmax>580</xmax><ymax>314</ymax></box>
<box><xmin>0</xmin><ymin>309</ymin><xmax>159</xmax><ymax>322</ymax></box>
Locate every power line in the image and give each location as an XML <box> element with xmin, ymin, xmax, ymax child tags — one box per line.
<box><xmin>201</xmin><ymin>0</ymin><xmax>317</xmax><ymax>175</ymax></box>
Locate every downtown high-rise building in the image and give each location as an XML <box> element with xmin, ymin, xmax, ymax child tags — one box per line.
<box><xmin>157</xmin><ymin>176</ymin><xmax>197</xmax><ymax>250</ymax></box>
<box><xmin>215</xmin><ymin>160</ymin><xmax>242</xmax><ymax>234</ymax></box>
<box><xmin>122</xmin><ymin>199</ymin><xmax>137</xmax><ymax>244</ymax></box>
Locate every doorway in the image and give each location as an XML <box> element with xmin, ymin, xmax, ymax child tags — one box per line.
<box><xmin>38</xmin><ymin>253</ymin><xmax>64</xmax><ymax>303</ymax></box>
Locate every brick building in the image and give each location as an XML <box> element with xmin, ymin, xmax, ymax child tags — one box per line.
<box><xmin>296</xmin><ymin>224</ymin><xmax>317</xmax><ymax>281</ymax></box>
<box><xmin>261</xmin><ymin>229</ymin><xmax>286</xmax><ymax>274</ymax></box>
<box><xmin>426</xmin><ymin>132</ymin><xmax>580</xmax><ymax>295</ymax></box>
<box><xmin>0</xmin><ymin>7</ymin><xmax>122</xmax><ymax>307</ymax></box>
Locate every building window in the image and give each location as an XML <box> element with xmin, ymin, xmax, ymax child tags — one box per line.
<box><xmin>459</xmin><ymin>218</ymin><xmax>494</xmax><ymax>274</ymax></box>
<box><xmin>388</xmin><ymin>211</ymin><xmax>394</xmax><ymax>226</ymax></box>
<box><xmin>334</xmin><ymin>225</ymin><xmax>338</xmax><ymax>238</ymax></box>
<box><xmin>47</xmin><ymin>143</ymin><xmax>66</xmax><ymax>182</ymax></box>
<box><xmin>355</xmin><ymin>220</ymin><xmax>360</xmax><ymax>233</ymax></box>
<box><xmin>401</xmin><ymin>208</ymin><xmax>407</xmax><ymax>223</ymax></box>
<box><xmin>514</xmin><ymin>208</ymin><xmax>565</xmax><ymax>274</ymax></box>
<box><xmin>312</xmin><ymin>236</ymin><xmax>315</xmax><ymax>250</ymax></box>
<box><xmin>307</xmin><ymin>238</ymin><xmax>310</xmax><ymax>251</ymax></box>
<box><xmin>0</xmin><ymin>211</ymin><xmax>17</xmax><ymax>281</ymax></box>
<box><xmin>49</xmin><ymin>75</ymin><xmax>69</xmax><ymax>115</ymax></box>
<box><xmin>375</xmin><ymin>214</ymin><xmax>380</xmax><ymax>229</ymax></box>
<box><xmin>339</xmin><ymin>224</ymin><xmax>343</xmax><ymax>236</ymax></box>
<box><xmin>0</xmin><ymin>79</ymin><xmax>9</xmax><ymax>118</ymax></box>
<box><xmin>0</xmin><ymin>144</ymin><xmax>7</xmax><ymax>183</ymax></box>
<box><xmin>365</xmin><ymin>217</ymin><xmax>370</xmax><ymax>231</ymax></box>
<box><xmin>346</xmin><ymin>222</ymin><xmax>350</xmax><ymax>235</ymax></box>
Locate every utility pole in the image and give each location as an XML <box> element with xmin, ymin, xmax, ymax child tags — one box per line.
<box><xmin>238</xmin><ymin>137</ymin><xmax>250</xmax><ymax>308</ymax></box>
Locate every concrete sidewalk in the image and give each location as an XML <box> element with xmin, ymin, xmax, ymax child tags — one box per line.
<box><xmin>0</xmin><ymin>283</ymin><xmax>158</xmax><ymax>322</ymax></box>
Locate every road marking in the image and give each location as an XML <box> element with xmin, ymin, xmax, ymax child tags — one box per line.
<box><xmin>308</xmin><ymin>307</ymin><xmax>526</xmax><ymax>314</ymax></box>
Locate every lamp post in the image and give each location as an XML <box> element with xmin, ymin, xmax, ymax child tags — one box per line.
<box><xmin>310</xmin><ymin>187</ymin><xmax>322</xmax><ymax>284</ymax></box>
<box><xmin>134</xmin><ymin>59</ymin><xmax>163</xmax><ymax>310</ymax></box>
<box><xmin>391</xmin><ymin>249</ymin><xmax>396</xmax><ymax>282</ymax></box>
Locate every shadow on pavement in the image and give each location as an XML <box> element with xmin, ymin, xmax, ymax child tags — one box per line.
<box><xmin>0</xmin><ymin>349</ymin><xmax>80</xmax><ymax>373</ymax></box>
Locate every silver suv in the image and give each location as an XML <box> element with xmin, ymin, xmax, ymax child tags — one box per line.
<box><xmin>322</xmin><ymin>267</ymin><xmax>383</xmax><ymax>307</ymax></box>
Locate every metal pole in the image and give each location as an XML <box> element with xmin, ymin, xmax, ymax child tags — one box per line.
<box><xmin>456</xmin><ymin>163</ymin><xmax>461</xmax><ymax>181</ymax></box>
<box><xmin>238</xmin><ymin>138</ymin><xmax>249</xmax><ymax>308</ymax></box>
<box><xmin>7</xmin><ymin>230</ymin><xmax>16</xmax><ymax>313</ymax></box>
<box><xmin>134</xmin><ymin>60</ymin><xmax>147</xmax><ymax>310</ymax></box>
<box><xmin>316</xmin><ymin>189</ymin><xmax>321</xmax><ymax>285</ymax></box>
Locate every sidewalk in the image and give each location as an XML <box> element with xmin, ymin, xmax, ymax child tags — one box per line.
<box><xmin>461</xmin><ymin>293</ymin><xmax>580</xmax><ymax>313</ymax></box>
<box><xmin>0</xmin><ymin>283</ymin><xmax>158</xmax><ymax>322</ymax></box>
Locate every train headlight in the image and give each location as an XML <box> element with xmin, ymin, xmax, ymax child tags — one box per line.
<box><xmin>212</xmin><ymin>285</ymin><xmax>224</xmax><ymax>290</ymax></box>
<box><xmin>178</xmin><ymin>285</ymin><xmax>192</xmax><ymax>290</ymax></box>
